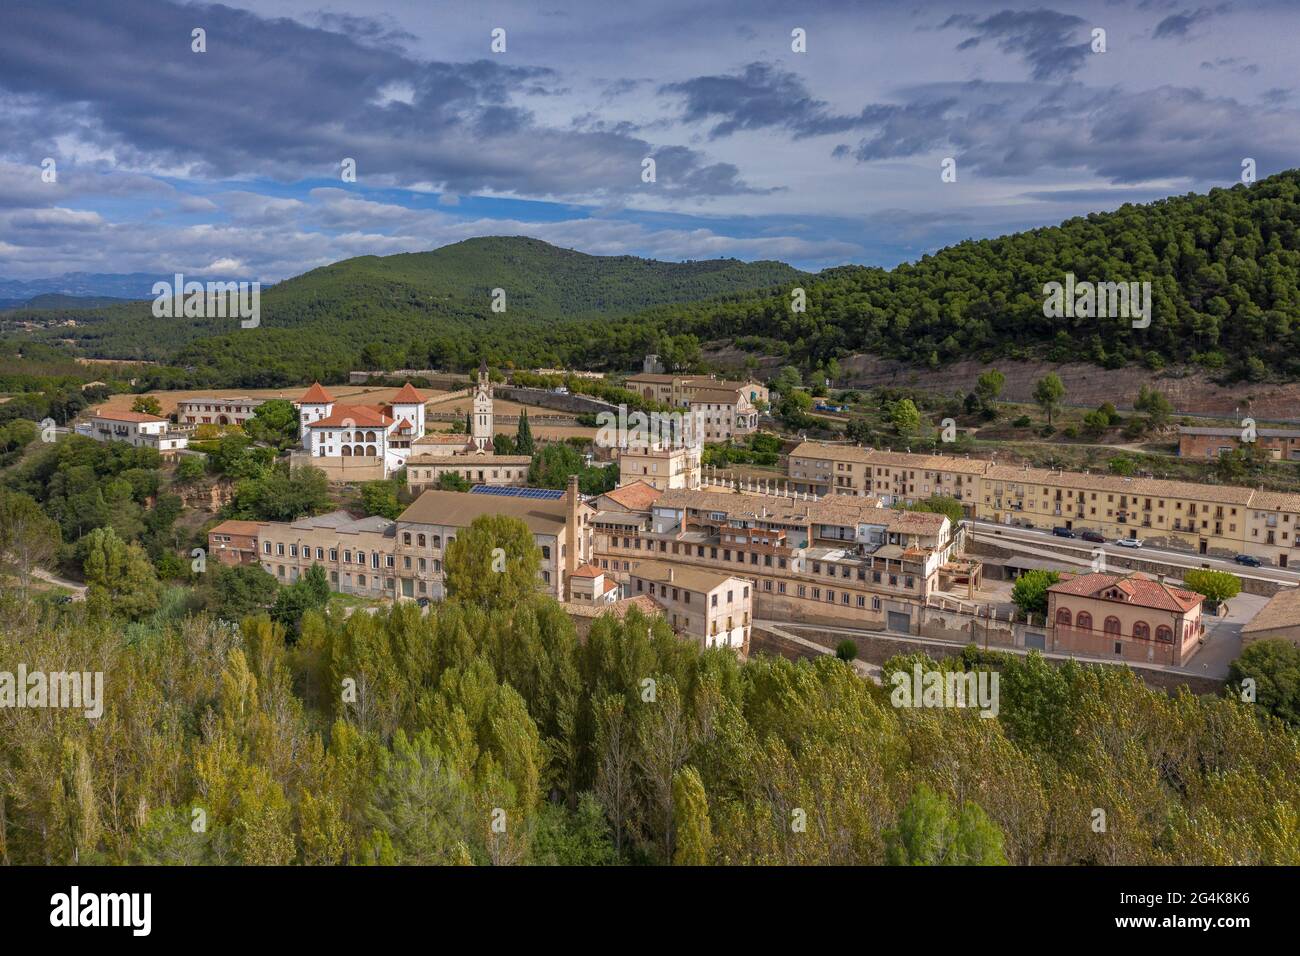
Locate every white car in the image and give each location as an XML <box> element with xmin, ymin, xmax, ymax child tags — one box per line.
<box><xmin>1116</xmin><ymin>537</ymin><xmax>1143</xmax><ymax>549</ymax></box>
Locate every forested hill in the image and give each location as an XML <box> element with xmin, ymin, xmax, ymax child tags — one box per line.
<box><xmin>631</xmin><ymin>170</ymin><xmax>1300</xmax><ymax>382</ymax></box>
<box><xmin>8</xmin><ymin>173</ymin><xmax>1300</xmax><ymax>388</ymax></box>
<box><xmin>2</xmin><ymin>237</ymin><xmax>804</xmax><ymax>375</ymax></box>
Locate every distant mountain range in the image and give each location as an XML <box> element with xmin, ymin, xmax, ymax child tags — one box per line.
<box><xmin>0</xmin><ymin>272</ymin><xmax>162</xmax><ymax>302</ymax></box>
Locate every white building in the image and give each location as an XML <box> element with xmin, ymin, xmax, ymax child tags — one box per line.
<box><xmin>76</xmin><ymin>410</ymin><xmax>189</xmax><ymax>456</ymax></box>
<box><xmin>297</xmin><ymin>381</ymin><xmax>428</xmax><ymax>476</ymax></box>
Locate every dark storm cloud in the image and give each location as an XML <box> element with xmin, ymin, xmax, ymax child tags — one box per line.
<box><xmin>1152</xmin><ymin>6</ymin><xmax>1221</xmax><ymax>39</ymax></box>
<box><xmin>940</xmin><ymin>9</ymin><xmax>1092</xmax><ymax>80</ymax></box>
<box><xmin>664</xmin><ymin>63</ymin><xmax>903</xmax><ymax>139</ymax></box>
<box><xmin>0</xmin><ymin>0</ymin><xmax>760</xmax><ymax>199</ymax></box>
<box><xmin>837</xmin><ymin>81</ymin><xmax>1300</xmax><ymax>184</ymax></box>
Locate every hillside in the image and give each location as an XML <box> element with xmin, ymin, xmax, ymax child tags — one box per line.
<box><xmin>1</xmin><ymin>237</ymin><xmax>804</xmax><ymax>382</ymax></box>
<box><xmin>633</xmin><ymin>170</ymin><xmax>1300</xmax><ymax>383</ymax></box>
<box><xmin>6</xmin><ymin>173</ymin><xmax>1300</xmax><ymax>390</ymax></box>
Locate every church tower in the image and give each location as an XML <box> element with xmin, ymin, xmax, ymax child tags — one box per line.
<box><xmin>472</xmin><ymin>360</ymin><xmax>494</xmax><ymax>452</ymax></box>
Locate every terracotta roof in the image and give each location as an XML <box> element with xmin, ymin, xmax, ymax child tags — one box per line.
<box><xmin>397</xmin><ymin>488</ymin><xmax>587</xmax><ymax>535</ymax></box>
<box><xmin>688</xmin><ymin>387</ymin><xmax>746</xmax><ymax>405</ymax></box>
<box><xmin>209</xmin><ymin>519</ymin><xmax>265</xmax><ymax>536</ymax></box>
<box><xmin>1241</xmin><ymin>588</ymin><xmax>1300</xmax><ymax>634</ymax></box>
<box><xmin>602</xmin><ymin>480</ymin><xmax>663</xmax><ymax>513</ymax></box>
<box><xmin>630</xmin><ymin>559</ymin><xmax>746</xmax><ymax>594</ymax></box>
<box><xmin>390</xmin><ymin>382</ymin><xmax>425</xmax><ymax>404</ymax></box>
<box><xmin>1049</xmin><ymin>571</ymin><xmax>1204</xmax><ymax>613</ymax></box>
<box><xmin>571</xmin><ymin>563</ymin><xmax>602</xmax><ymax>578</ymax></box>
<box><xmin>394</xmin><ymin>418</ymin><xmax>414</xmax><ymax>433</ymax></box>
<box><xmin>299</xmin><ymin>382</ymin><xmax>335</xmax><ymax>404</ymax></box>
<box><xmin>307</xmin><ymin>404</ymin><xmax>393</xmax><ymax>428</ymax></box>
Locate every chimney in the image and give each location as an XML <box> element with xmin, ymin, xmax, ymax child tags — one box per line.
<box><xmin>564</xmin><ymin>475</ymin><xmax>581</xmax><ymax>599</ymax></box>
<box><xmin>1157</xmin><ymin>573</ymin><xmax>1166</xmax><ymax>586</ymax></box>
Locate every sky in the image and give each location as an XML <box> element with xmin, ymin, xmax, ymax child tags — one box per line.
<box><xmin>0</xmin><ymin>0</ymin><xmax>1297</xmax><ymax>283</ymax></box>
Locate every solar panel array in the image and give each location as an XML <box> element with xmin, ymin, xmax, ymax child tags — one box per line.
<box><xmin>469</xmin><ymin>484</ymin><xmax>566</xmax><ymax>500</ymax></box>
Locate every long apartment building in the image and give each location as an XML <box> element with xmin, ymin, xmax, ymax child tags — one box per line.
<box><xmin>787</xmin><ymin>441</ymin><xmax>1300</xmax><ymax>567</ymax></box>
<box><xmin>221</xmin><ymin>479</ymin><xmax>594</xmax><ymax>604</ymax></box>
<box><xmin>589</xmin><ymin>483</ymin><xmax>969</xmax><ymax>631</ymax></box>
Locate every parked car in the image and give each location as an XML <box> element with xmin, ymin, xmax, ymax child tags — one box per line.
<box><xmin>1080</xmin><ymin>530</ymin><xmax>1106</xmax><ymax>543</ymax></box>
<box><xmin>1234</xmin><ymin>554</ymin><xmax>1262</xmax><ymax>567</ymax></box>
<box><xmin>1052</xmin><ymin>527</ymin><xmax>1076</xmax><ymax>538</ymax></box>
<box><xmin>1116</xmin><ymin>537</ymin><xmax>1143</xmax><ymax>548</ymax></box>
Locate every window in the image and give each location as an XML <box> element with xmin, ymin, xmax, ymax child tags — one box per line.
<box><xmin>1104</xmin><ymin>616</ymin><xmax>1121</xmax><ymax>636</ymax></box>
<box><xmin>262</xmin><ymin>541</ymin><xmax>271</xmax><ymax>554</ymax></box>
<box><xmin>1132</xmin><ymin>621</ymin><xmax>1150</xmax><ymax>641</ymax></box>
<box><xmin>1076</xmin><ymin>611</ymin><xmax>1092</xmax><ymax>631</ymax></box>
<box><xmin>1056</xmin><ymin>608</ymin><xmax>1072</xmax><ymax>626</ymax></box>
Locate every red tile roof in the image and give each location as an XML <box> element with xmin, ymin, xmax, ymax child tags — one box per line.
<box><xmin>307</xmin><ymin>404</ymin><xmax>393</xmax><ymax>428</ymax></box>
<box><xmin>1049</xmin><ymin>572</ymin><xmax>1203</xmax><ymax>613</ymax></box>
<box><xmin>571</xmin><ymin>563</ymin><xmax>602</xmax><ymax>578</ymax></box>
<box><xmin>209</xmin><ymin>519</ymin><xmax>266</xmax><ymax>536</ymax></box>
<box><xmin>299</xmin><ymin>382</ymin><xmax>336</xmax><ymax>404</ymax></box>
<box><xmin>390</xmin><ymin>382</ymin><xmax>425</xmax><ymax>404</ymax></box>
<box><xmin>602</xmin><ymin>480</ymin><xmax>662</xmax><ymax>513</ymax></box>
<box><xmin>394</xmin><ymin>418</ymin><xmax>414</xmax><ymax>433</ymax></box>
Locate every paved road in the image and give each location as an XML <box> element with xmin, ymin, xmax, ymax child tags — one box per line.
<box><xmin>758</xmin><ymin>616</ymin><xmax>1237</xmax><ymax>680</ymax></box>
<box><xmin>968</xmin><ymin>519</ymin><xmax>1300</xmax><ymax>585</ymax></box>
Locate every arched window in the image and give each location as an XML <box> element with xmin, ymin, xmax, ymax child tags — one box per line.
<box><xmin>1055</xmin><ymin>608</ymin><xmax>1072</xmax><ymax>626</ymax></box>
<box><xmin>341</xmin><ymin>445</ymin><xmax>353</xmax><ymax>456</ymax></box>
<box><xmin>1156</xmin><ymin>625</ymin><xmax>1173</xmax><ymax>643</ymax></box>
<box><xmin>417</xmin><ymin>534</ymin><xmax>426</xmax><ymax>547</ymax></box>
<box><xmin>1132</xmin><ymin>621</ymin><xmax>1150</xmax><ymax>641</ymax></box>
<box><xmin>365</xmin><ymin>445</ymin><xmax>377</xmax><ymax>456</ymax></box>
<box><xmin>365</xmin><ymin>430</ymin><xmax>377</xmax><ymax>442</ymax></box>
<box><xmin>1076</xmin><ymin>611</ymin><xmax>1093</xmax><ymax>631</ymax></box>
<box><xmin>433</xmin><ymin>535</ymin><xmax>442</xmax><ymax>548</ymax></box>
<box><xmin>1104</xmin><ymin>616</ymin><xmax>1121</xmax><ymax>636</ymax></box>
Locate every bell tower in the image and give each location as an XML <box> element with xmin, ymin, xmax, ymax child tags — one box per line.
<box><xmin>472</xmin><ymin>360</ymin><xmax>494</xmax><ymax>452</ymax></box>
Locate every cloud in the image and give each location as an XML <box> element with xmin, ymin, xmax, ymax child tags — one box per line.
<box><xmin>0</xmin><ymin>0</ymin><xmax>760</xmax><ymax>202</ymax></box>
<box><xmin>1152</xmin><ymin>6</ymin><xmax>1223</xmax><ymax>40</ymax></box>
<box><xmin>663</xmin><ymin>63</ymin><xmax>869</xmax><ymax>138</ymax></box>
<box><xmin>837</xmin><ymin>80</ymin><xmax>1300</xmax><ymax>185</ymax></box>
<box><xmin>940</xmin><ymin>9</ymin><xmax>1092</xmax><ymax>80</ymax></box>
